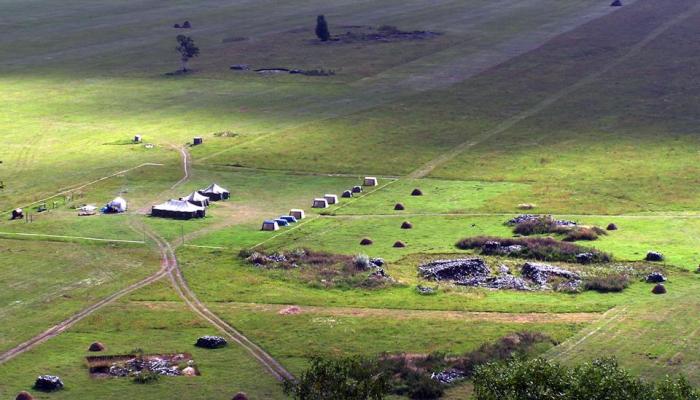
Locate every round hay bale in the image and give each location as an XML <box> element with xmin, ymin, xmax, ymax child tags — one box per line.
<box><xmin>393</xmin><ymin>241</ymin><xmax>406</xmax><ymax>248</ymax></box>
<box><xmin>411</xmin><ymin>188</ymin><xmax>423</xmax><ymax>196</ymax></box>
<box><xmin>652</xmin><ymin>284</ymin><xmax>667</xmax><ymax>295</ymax></box>
<box><xmin>360</xmin><ymin>237</ymin><xmax>373</xmax><ymax>246</ymax></box>
<box><xmin>606</xmin><ymin>223</ymin><xmax>618</xmax><ymax>231</ymax></box>
<box><xmin>401</xmin><ymin>221</ymin><xmax>413</xmax><ymax>229</ymax></box>
<box><xmin>16</xmin><ymin>391</ymin><xmax>33</xmax><ymax>400</ymax></box>
<box><xmin>88</xmin><ymin>342</ymin><xmax>105</xmax><ymax>352</ymax></box>
<box><xmin>232</xmin><ymin>393</ymin><xmax>249</xmax><ymax>400</ymax></box>
<box><xmin>394</xmin><ymin>203</ymin><xmax>405</xmax><ymax>211</ymax></box>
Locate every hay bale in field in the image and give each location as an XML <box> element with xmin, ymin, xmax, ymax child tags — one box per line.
<box><xmin>360</xmin><ymin>237</ymin><xmax>373</xmax><ymax>245</ymax></box>
<box><xmin>352</xmin><ymin>186</ymin><xmax>363</xmax><ymax>193</ymax></box>
<box><xmin>606</xmin><ymin>223</ymin><xmax>618</xmax><ymax>231</ymax></box>
<box><xmin>652</xmin><ymin>284</ymin><xmax>666</xmax><ymax>294</ymax></box>
<box><xmin>195</xmin><ymin>336</ymin><xmax>227</xmax><ymax>349</ymax></box>
<box><xmin>342</xmin><ymin>190</ymin><xmax>353</xmax><ymax>198</ymax></box>
<box><xmin>394</xmin><ymin>203</ymin><xmax>405</xmax><ymax>211</ymax></box>
<box><xmin>363</xmin><ymin>177</ymin><xmax>378</xmax><ymax>186</ymax></box>
<box><xmin>232</xmin><ymin>393</ymin><xmax>249</xmax><ymax>400</ymax></box>
<box><xmin>15</xmin><ymin>391</ymin><xmax>33</xmax><ymax>400</ymax></box>
<box><xmin>411</xmin><ymin>188</ymin><xmax>423</xmax><ymax>196</ymax></box>
<box><xmin>393</xmin><ymin>241</ymin><xmax>406</xmax><ymax>248</ymax></box>
<box><xmin>611</xmin><ymin>0</ymin><xmax>622</xmax><ymax>6</ymax></box>
<box><xmin>646</xmin><ymin>251</ymin><xmax>664</xmax><ymax>262</ymax></box>
<box><xmin>88</xmin><ymin>342</ymin><xmax>105</xmax><ymax>352</ymax></box>
<box><xmin>34</xmin><ymin>375</ymin><xmax>63</xmax><ymax>392</ymax></box>
<box><xmin>401</xmin><ymin>221</ymin><xmax>413</xmax><ymax>229</ymax></box>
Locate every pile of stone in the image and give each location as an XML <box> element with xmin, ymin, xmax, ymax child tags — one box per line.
<box><xmin>481</xmin><ymin>240</ymin><xmax>524</xmax><ymax>256</ymax></box>
<box><xmin>108</xmin><ymin>355</ymin><xmax>191</xmax><ymax>377</ymax></box>
<box><xmin>431</xmin><ymin>368</ymin><xmax>464</xmax><ymax>384</ymax></box>
<box><xmin>34</xmin><ymin>375</ymin><xmax>64</xmax><ymax>392</ymax></box>
<box><xmin>247</xmin><ymin>252</ymin><xmax>287</xmax><ymax>266</ymax></box>
<box><xmin>419</xmin><ymin>258</ymin><xmax>490</xmax><ymax>282</ymax></box>
<box><xmin>645</xmin><ymin>251</ymin><xmax>664</xmax><ymax>262</ymax></box>
<box><xmin>416</xmin><ymin>285</ymin><xmax>436</xmax><ymax>295</ymax></box>
<box><xmin>195</xmin><ymin>336</ymin><xmax>228</xmax><ymax>349</ymax></box>
<box><xmin>521</xmin><ymin>262</ymin><xmax>581</xmax><ymax>287</ymax></box>
<box><xmin>467</xmin><ymin>274</ymin><xmax>531</xmax><ymax>291</ymax></box>
<box><xmin>506</xmin><ymin>214</ymin><xmax>577</xmax><ymax>227</ymax></box>
<box><xmin>646</xmin><ymin>272</ymin><xmax>667</xmax><ymax>283</ymax></box>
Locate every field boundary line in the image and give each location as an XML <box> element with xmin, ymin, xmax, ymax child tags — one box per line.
<box><xmin>0</xmin><ymin>231</ymin><xmax>145</xmax><ymax>244</ymax></box>
<box><xmin>407</xmin><ymin>2</ymin><xmax>700</xmax><ymax>179</ymax></box>
<box><xmin>2</xmin><ymin>162</ymin><xmax>164</xmax><ymax>215</ymax></box>
<box><xmin>548</xmin><ymin>306</ymin><xmax>629</xmax><ymax>361</ymax></box>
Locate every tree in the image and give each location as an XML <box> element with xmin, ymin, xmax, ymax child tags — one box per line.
<box><xmin>315</xmin><ymin>15</ymin><xmax>330</xmax><ymax>41</ymax></box>
<box><xmin>175</xmin><ymin>35</ymin><xmax>199</xmax><ymax>72</ymax></box>
<box><xmin>283</xmin><ymin>356</ymin><xmax>390</xmax><ymax>400</ymax></box>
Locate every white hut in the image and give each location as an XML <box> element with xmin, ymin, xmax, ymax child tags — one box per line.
<box><xmin>363</xmin><ymin>177</ymin><xmax>378</xmax><ymax>186</ymax></box>
<box><xmin>312</xmin><ymin>198</ymin><xmax>329</xmax><ymax>208</ymax></box>
<box><xmin>290</xmin><ymin>209</ymin><xmax>305</xmax><ymax>220</ymax></box>
<box><xmin>262</xmin><ymin>220</ymin><xmax>279</xmax><ymax>231</ymax></box>
<box><xmin>324</xmin><ymin>194</ymin><xmax>338</xmax><ymax>205</ymax></box>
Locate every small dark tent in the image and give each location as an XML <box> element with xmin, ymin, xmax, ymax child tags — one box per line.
<box><xmin>11</xmin><ymin>208</ymin><xmax>23</xmax><ymax>220</ymax></box>
<box><xmin>151</xmin><ymin>199</ymin><xmax>205</xmax><ymax>219</ymax></box>
<box><xmin>199</xmin><ymin>183</ymin><xmax>230</xmax><ymax>201</ymax></box>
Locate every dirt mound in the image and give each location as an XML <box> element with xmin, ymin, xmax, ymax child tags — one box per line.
<box><xmin>606</xmin><ymin>223</ymin><xmax>618</xmax><ymax>231</ymax></box>
<box><xmin>411</xmin><ymin>188</ymin><xmax>423</xmax><ymax>196</ymax></box>
<box><xmin>652</xmin><ymin>284</ymin><xmax>666</xmax><ymax>294</ymax></box>
<box><xmin>88</xmin><ymin>342</ymin><xmax>105</xmax><ymax>352</ymax></box>
<box><xmin>394</xmin><ymin>203</ymin><xmax>405</xmax><ymax>211</ymax></box>
<box><xmin>393</xmin><ymin>241</ymin><xmax>406</xmax><ymax>248</ymax></box>
<box><xmin>401</xmin><ymin>221</ymin><xmax>413</xmax><ymax>229</ymax></box>
<box><xmin>420</xmin><ymin>258</ymin><xmax>490</xmax><ymax>282</ymax></box>
<box><xmin>232</xmin><ymin>393</ymin><xmax>249</xmax><ymax>400</ymax></box>
<box><xmin>15</xmin><ymin>391</ymin><xmax>33</xmax><ymax>400</ymax></box>
<box><xmin>279</xmin><ymin>306</ymin><xmax>302</xmax><ymax>315</ymax></box>
<box><xmin>360</xmin><ymin>238</ymin><xmax>373</xmax><ymax>245</ymax></box>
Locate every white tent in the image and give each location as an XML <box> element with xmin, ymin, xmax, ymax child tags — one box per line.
<box><xmin>108</xmin><ymin>197</ymin><xmax>127</xmax><ymax>213</ymax></box>
<box><xmin>199</xmin><ymin>183</ymin><xmax>230</xmax><ymax>200</ymax></box>
<box><xmin>181</xmin><ymin>191</ymin><xmax>210</xmax><ymax>207</ymax></box>
<box><xmin>152</xmin><ymin>199</ymin><xmax>205</xmax><ymax>219</ymax></box>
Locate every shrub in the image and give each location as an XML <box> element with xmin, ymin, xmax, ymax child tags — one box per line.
<box><xmin>315</xmin><ymin>15</ymin><xmax>331</xmax><ymax>41</ymax></box>
<box><xmin>584</xmin><ymin>273</ymin><xmax>630</xmax><ymax>293</ymax></box>
<box><xmin>408</xmin><ymin>375</ymin><xmax>444</xmax><ymax>399</ymax></box>
<box><xmin>563</xmin><ymin>227</ymin><xmax>600</xmax><ymax>242</ymax></box>
<box><xmin>353</xmin><ymin>254</ymin><xmax>371</xmax><ymax>270</ymax></box>
<box><xmin>284</xmin><ymin>356</ymin><xmax>390</xmax><ymax>400</ymax></box>
<box><xmin>456</xmin><ymin>236</ymin><xmax>611</xmax><ymax>263</ymax></box>
<box><xmin>132</xmin><ymin>370</ymin><xmax>160</xmax><ymax>384</ymax></box>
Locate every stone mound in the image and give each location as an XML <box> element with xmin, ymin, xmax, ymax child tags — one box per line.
<box><xmin>34</xmin><ymin>375</ymin><xmax>63</xmax><ymax>392</ymax></box>
<box><xmin>419</xmin><ymin>258</ymin><xmax>490</xmax><ymax>282</ymax></box>
<box><xmin>521</xmin><ymin>262</ymin><xmax>580</xmax><ymax>286</ymax></box>
<box><xmin>195</xmin><ymin>336</ymin><xmax>227</xmax><ymax>349</ymax></box>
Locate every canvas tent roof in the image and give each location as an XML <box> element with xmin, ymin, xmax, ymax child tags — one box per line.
<box><xmin>153</xmin><ymin>199</ymin><xmax>205</xmax><ymax>212</ymax></box>
<box><xmin>200</xmin><ymin>183</ymin><xmax>229</xmax><ymax>194</ymax></box>
<box><xmin>183</xmin><ymin>191</ymin><xmax>209</xmax><ymax>203</ymax></box>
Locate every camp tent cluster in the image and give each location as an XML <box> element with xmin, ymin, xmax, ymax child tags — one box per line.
<box><xmin>151</xmin><ymin>183</ymin><xmax>229</xmax><ymax>220</ymax></box>
<box><xmin>262</xmin><ymin>209</ymin><xmax>305</xmax><ymax>231</ymax></box>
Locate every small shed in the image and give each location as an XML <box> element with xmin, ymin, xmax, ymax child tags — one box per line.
<box><xmin>133</xmin><ymin>135</ymin><xmax>142</xmax><ymax>143</ymax></box>
<box><xmin>290</xmin><ymin>209</ymin><xmax>305</xmax><ymax>219</ymax></box>
<box><xmin>152</xmin><ymin>199</ymin><xmax>205</xmax><ymax>219</ymax></box>
<box><xmin>199</xmin><ymin>183</ymin><xmax>230</xmax><ymax>201</ymax></box>
<box><xmin>312</xmin><ymin>198</ymin><xmax>329</xmax><ymax>208</ymax></box>
<box><xmin>193</xmin><ymin>137</ymin><xmax>203</xmax><ymax>145</ymax></box>
<box><xmin>363</xmin><ymin>177</ymin><xmax>378</xmax><ymax>186</ymax></box>
<box><xmin>181</xmin><ymin>191</ymin><xmax>210</xmax><ymax>207</ymax></box>
<box><xmin>262</xmin><ymin>220</ymin><xmax>279</xmax><ymax>231</ymax></box>
<box><xmin>324</xmin><ymin>194</ymin><xmax>338</xmax><ymax>205</ymax></box>
<box><xmin>105</xmin><ymin>197</ymin><xmax>127</xmax><ymax>213</ymax></box>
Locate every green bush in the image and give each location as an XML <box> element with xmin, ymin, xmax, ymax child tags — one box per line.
<box><xmin>584</xmin><ymin>273</ymin><xmax>630</xmax><ymax>293</ymax></box>
<box><xmin>132</xmin><ymin>370</ymin><xmax>160</xmax><ymax>384</ymax></box>
<box><xmin>473</xmin><ymin>357</ymin><xmax>700</xmax><ymax>400</ymax></box>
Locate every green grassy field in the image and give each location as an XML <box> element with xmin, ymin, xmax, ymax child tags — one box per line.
<box><xmin>2</xmin><ymin>0</ymin><xmax>700</xmax><ymax>398</ymax></box>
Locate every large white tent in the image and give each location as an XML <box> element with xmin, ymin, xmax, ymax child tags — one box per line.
<box><xmin>199</xmin><ymin>183</ymin><xmax>230</xmax><ymax>201</ymax></box>
<box><xmin>152</xmin><ymin>199</ymin><xmax>205</xmax><ymax>219</ymax></box>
